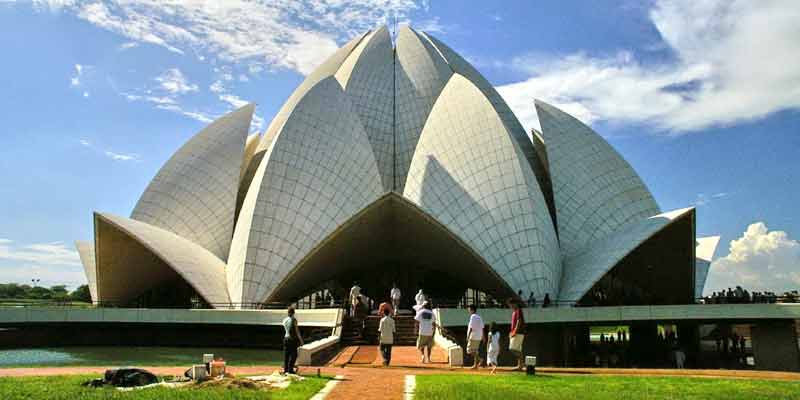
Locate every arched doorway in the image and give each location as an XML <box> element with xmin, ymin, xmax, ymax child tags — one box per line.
<box><xmin>267</xmin><ymin>193</ymin><xmax>516</xmax><ymax>306</ymax></box>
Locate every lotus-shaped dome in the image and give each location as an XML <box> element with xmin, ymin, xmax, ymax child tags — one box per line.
<box><xmin>77</xmin><ymin>26</ymin><xmax>716</xmax><ymax>308</ymax></box>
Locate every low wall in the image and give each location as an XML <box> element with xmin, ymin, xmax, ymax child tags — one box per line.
<box><xmin>436</xmin><ymin>304</ymin><xmax>800</xmax><ymax>327</ymax></box>
<box><xmin>0</xmin><ymin>307</ymin><xmax>340</xmax><ymax>328</ymax></box>
<box><xmin>433</xmin><ymin>309</ymin><xmax>463</xmax><ymax>366</ymax></box>
<box><xmin>298</xmin><ymin>309</ymin><xmax>344</xmax><ymax>366</ymax></box>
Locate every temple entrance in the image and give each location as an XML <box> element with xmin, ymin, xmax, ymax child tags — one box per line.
<box><xmin>325</xmin><ymin>264</ymin><xmax>473</xmax><ymax>310</ymax></box>
<box><xmin>267</xmin><ymin>193</ymin><xmax>516</xmax><ymax>305</ymax></box>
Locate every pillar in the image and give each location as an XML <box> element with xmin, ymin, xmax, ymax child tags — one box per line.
<box><xmin>751</xmin><ymin>320</ymin><xmax>800</xmax><ymax>372</ymax></box>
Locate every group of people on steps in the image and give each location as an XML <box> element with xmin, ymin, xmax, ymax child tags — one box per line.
<box><xmin>282</xmin><ymin>283</ymin><xmax>530</xmax><ymax>373</ymax></box>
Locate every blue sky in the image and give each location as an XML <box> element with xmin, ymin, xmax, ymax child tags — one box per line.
<box><xmin>0</xmin><ymin>0</ymin><xmax>798</xmax><ymax>293</ymax></box>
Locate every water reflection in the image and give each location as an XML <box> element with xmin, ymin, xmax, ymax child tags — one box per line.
<box><xmin>0</xmin><ymin>346</ymin><xmax>280</xmax><ymax>367</ymax></box>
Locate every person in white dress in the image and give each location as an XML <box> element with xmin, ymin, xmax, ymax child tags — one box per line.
<box><xmin>413</xmin><ymin>289</ymin><xmax>426</xmax><ymax>312</ymax></box>
<box><xmin>390</xmin><ymin>284</ymin><xmax>401</xmax><ymax>315</ymax></box>
<box><xmin>487</xmin><ymin>322</ymin><xmax>501</xmax><ymax>374</ymax></box>
<box><xmin>349</xmin><ymin>282</ymin><xmax>361</xmax><ymax>316</ymax></box>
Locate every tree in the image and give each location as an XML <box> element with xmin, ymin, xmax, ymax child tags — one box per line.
<box><xmin>70</xmin><ymin>285</ymin><xmax>92</xmax><ymax>303</ymax></box>
<box><xmin>50</xmin><ymin>285</ymin><xmax>69</xmax><ymax>299</ymax></box>
<box><xmin>27</xmin><ymin>285</ymin><xmax>52</xmax><ymax>299</ymax></box>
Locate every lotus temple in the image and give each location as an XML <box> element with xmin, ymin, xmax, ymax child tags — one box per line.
<box><xmin>5</xmin><ymin>25</ymin><xmax>789</xmax><ymax>371</ymax></box>
<box><xmin>72</xmin><ymin>25</ymin><xmax>717</xmax><ymax>309</ymax></box>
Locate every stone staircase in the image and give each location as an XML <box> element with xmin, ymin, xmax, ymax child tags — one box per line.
<box><xmin>341</xmin><ymin>315</ymin><xmax>418</xmax><ymax>346</ymax></box>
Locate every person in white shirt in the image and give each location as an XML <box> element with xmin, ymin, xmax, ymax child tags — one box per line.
<box><xmin>466</xmin><ymin>304</ymin><xmax>484</xmax><ymax>369</ymax></box>
<box><xmin>486</xmin><ymin>322</ymin><xmax>501</xmax><ymax>374</ymax></box>
<box><xmin>377</xmin><ymin>308</ymin><xmax>395</xmax><ymax>366</ymax></box>
<box><xmin>413</xmin><ymin>289</ymin><xmax>426</xmax><ymax>312</ymax></box>
<box><xmin>390</xmin><ymin>284</ymin><xmax>402</xmax><ymax>315</ymax></box>
<box><xmin>281</xmin><ymin>307</ymin><xmax>304</xmax><ymax>375</ymax></box>
<box><xmin>349</xmin><ymin>282</ymin><xmax>361</xmax><ymax>316</ymax></box>
<box><xmin>414</xmin><ymin>301</ymin><xmax>437</xmax><ymax>363</ymax></box>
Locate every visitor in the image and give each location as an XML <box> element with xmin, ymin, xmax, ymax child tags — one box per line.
<box><xmin>487</xmin><ymin>322</ymin><xmax>501</xmax><ymax>374</ymax></box>
<box><xmin>466</xmin><ymin>304</ymin><xmax>484</xmax><ymax>369</ymax></box>
<box><xmin>740</xmin><ymin>336</ymin><xmax>746</xmax><ymax>353</ymax></box>
<box><xmin>414</xmin><ymin>289</ymin><xmax>426</xmax><ymax>312</ymax></box>
<box><xmin>675</xmin><ymin>348</ymin><xmax>686</xmax><ymax>369</ymax></box>
<box><xmin>508</xmin><ymin>298</ymin><xmax>526</xmax><ymax>370</ymax></box>
<box><xmin>379</xmin><ymin>298</ymin><xmax>393</xmax><ymax>318</ymax></box>
<box><xmin>282</xmin><ymin>307</ymin><xmax>304</xmax><ymax>375</ymax></box>
<box><xmin>391</xmin><ymin>283</ymin><xmax>402</xmax><ymax>315</ymax></box>
<box><xmin>354</xmin><ymin>295</ymin><xmax>368</xmax><ymax>339</ymax></box>
<box><xmin>349</xmin><ymin>282</ymin><xmax>361</xmax><ymax>316</ymax></box>
<box><xmin>378</xmin><ymin>307</ymin><xmax>395</xmax><ymax>366</ymax></box>
<box><xmin>543</xmin><ymin>293</ymin><xmax>551</xmax><ymax>308</ymax></box>
<box><xmin>527</xmin><ymin>291</ymin><xmax>536</xmax><ymax>307</ymax></box>
<box><xmin>414</xmin><ymin>301</ymin><xmax>436</xmax><ymax>363</ymax></box>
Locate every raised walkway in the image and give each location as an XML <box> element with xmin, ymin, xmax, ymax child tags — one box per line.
<box><xmin>1</xmin><ymin>304</ymin><xmax>797</xmax><ymax>328</ymax></box>
<box><xmin>436</xmin><ymin>304</ymin><xmax>800</xmax><ymax>327</ymax></box>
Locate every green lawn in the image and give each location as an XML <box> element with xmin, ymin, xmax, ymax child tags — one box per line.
<box><xmin>0</xmin><ymin>374</ymin><xmax>328</xmax><ymax>400</ymax></box>
<box><xmin>416</xmin><ymin>374</ymin><xmax>800</xmax><ymax>400</ymax></box>
<box><xmin>0</xmin><ymin>347</ymin><xmax>283</xmax><ymax>368</ymax></box>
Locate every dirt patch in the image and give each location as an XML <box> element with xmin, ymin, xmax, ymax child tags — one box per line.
<box><xmin>196</xmin><ymin>377</ymin><xmax>262</xmax><ymax>390</ymax></box>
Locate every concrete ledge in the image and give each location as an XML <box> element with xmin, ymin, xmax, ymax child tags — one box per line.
<box><xmin>435</xmin><ymin>304</ymin><xmax>800</xmax><ymax>327</ymax></box>
<box><xmin>434</xmin><ymin>332</ymin><xmax>463</xmax><ymax>367</ymax></box>
<box><xmin>433</xmin><ymin>309</ymin><xmax>463</xmax><ymax>366</ymax></box>
<box><xmin>297</xmin><ymin>335</ymin><xmax>340</xmax><ymax>366</ymax></box>
<box><xmin>0</xmin><ymin>308</ymin><xmax>341</xmax><ymax>327</ymax></box>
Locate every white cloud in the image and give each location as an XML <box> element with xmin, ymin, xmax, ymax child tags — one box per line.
<box><xmin>0</xmin><ymin>240</ymin><xmax>81</xmax><ymax>267</ymax></box>
<box><xmin>153</xmin><ymin>104</ymin><xmax>215</xmax><ymax>123</ymax></box>
<box><xmin>219</xmin><ymin>94</ymin><xmax>249</xmax><ymax>109</ymax></box>
<box><xmin>34</xmin><ymin>0</ymin><xmax>427</xmax><ymax>76</ymax></box>
<box><xmin>118</xmin><ymin>41</ymin><xmax>138</xmax><ymax>50</ymax></box>
<box><xmin>104</xmin><ymin>150</ymin><xmax>140</xmax><ymax>161</ymax></box>
<box><xmin>413</xmin><ymin>17</ymin><xmax>447</xmax><ymax>34</ymax></box>
<box><xmin>497</xmin><ymin>0</ymin><xmax>800</xmax><ymax>133</ymax></box>
<box><xmin>209</xmin><ymin>80</ymin><xmax>225</xmax><ymax>93</ymax></box>
<box><xmin>78</xmin><ymin>138</ymin><xmax>140</xmax><ymax>162</ymax></box>
<box><xmin>706</xmin><ymin>222</ymin><xmax>800</xmax><ymax>293</ymax></box>
<box><xmin>120</xmin><ymin>68</ymin><xmax>214</xmax><ymax>123</ymax></box>
<box><xmin>155</xmin><ymin>68</ymin><xmax>198</xmax><ymax>94</ymax></box>
<box><xmin>693</xmin><ymin>192</ymin><xmax>728</xmax><ymax>207</ymax></box>
<box><xmin>0</xmin><ymin>239</ymin><xmax>86</xmax><ymax>288</ymax></box>
<box><xmin>70</xmin><ymin>63</ymin><xmax>85</xmax><ymax>86</ymax></box>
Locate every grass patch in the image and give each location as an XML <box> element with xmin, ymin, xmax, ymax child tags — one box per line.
<box><xmin>0</xmin><ymin>374</ymin><xmax>327</xmax><ymax>400</ymax></box>
<box><xmin>0</xmin><ymin>347</ymin><xmax>283</xmax><ymax>368</ymax></box>
<box><xmin>415</xmin><ymin>374</ymin><xmax>800</xmax><ymax>400</ymax></box>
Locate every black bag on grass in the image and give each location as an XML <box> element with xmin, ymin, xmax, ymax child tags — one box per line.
<box><xmin>103</xmin><ymin>367</ymin><xmax>159</xmax><ymax>387</ymax></box>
